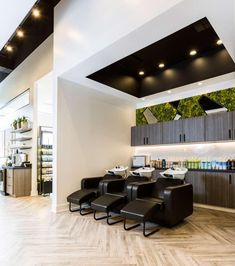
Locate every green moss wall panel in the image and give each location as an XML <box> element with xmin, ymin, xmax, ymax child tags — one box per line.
<box><xmin>136</xmin><ymin>87</ymin><xmax>235</xmax><ymax>125</ymax></box>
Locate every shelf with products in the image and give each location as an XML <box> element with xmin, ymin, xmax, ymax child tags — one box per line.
<box><xmin>37</xmin><ymin>126</ymin><xmax>53</xmax><ymax>196</ymax></box>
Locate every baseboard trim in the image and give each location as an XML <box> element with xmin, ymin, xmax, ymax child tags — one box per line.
<box><xmin>51</xmin><ymin>202</ymin><xmax>68</xmax><ymax>213</ymax></box>
<box><xmin>194</xmin><ymin>203</ymin><xmax>235</xmax><ymax>213</ymax></box>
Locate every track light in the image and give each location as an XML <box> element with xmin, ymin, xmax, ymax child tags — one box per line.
<box><xmin>139</xmin><ymin>71</ymin><xmax>145</xmax><ymax>76</ymax></box>
<box><xmin>189</xmin><ymin>50</ymin><xmax>197</xmax><ymax>56</ymax></box>
<box><xmin>32</xmin><ymin>8</ymin><xmax>41</xmax><ymax>18</ymax></box>
<box><xmin>217</xmin><ymin>39</ymin><xmax>223</xmax><ymax>45</ymax></box>
<box><xmin>5</xmin><ymin>45</ymin><xmax>13</xmax><ymax>52</ymax></box>
<box><xmin>17</xmin><ymin>29</ymin><xmax>24</xmax><ymax>38</ymax></box>
<box><xmin>158</xmin><ymin>63</ymin><xmax>165</xmax><ymax>68</ymax></box>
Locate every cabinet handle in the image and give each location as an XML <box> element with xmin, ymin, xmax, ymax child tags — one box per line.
<box><xmin>183</xmin><ymin>134</ymin><xmax>186</xmax><ymax>142</ymax></box>
<box><xmin>146</xmin><ymin>137</ymin><xmax>149</xmax><ymax>145</ymax></box>
<box><xmin>229</xmin><ymin>129</ymin><xmax>232</xmax><ymax>139</ymax></box>
<box><xmin>229</xmin><ymin>174</ymin><xmax>232</xmax><ymax>185</ymax></box>
<box><xmin>179</xmin><ymin>134</ymin><xmax>181</xmax><ymax>142</ymax></box>
<box><xmin>144</xmin><ymin>138</ymin><xmax>145</xmax><ymax>145</ymax></box>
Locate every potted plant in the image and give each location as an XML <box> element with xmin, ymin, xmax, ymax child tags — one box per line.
<box><xmin>12</xmin><ymin>119</ymin><xmax>17</xmax><ymax>130</ymax></box>
<box><xmin>17</xmin><ymin>117</ymin><xmax>22</xmax><ymax>129</ymax></box>
<box><xmin>21</xmin><ymin>116</ymin><xmax>28</xmax><ymax>129</ymax></box>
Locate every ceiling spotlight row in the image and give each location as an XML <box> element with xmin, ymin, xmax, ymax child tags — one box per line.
<box><xmin>3</xmin><ymin>8</ymin><xmax>41</xmax><ymax>53</ymax></box>
<box><xmin>138</xmin><ymin>39</ymin><xmax>223</xmax><ymax>76</ymax></box>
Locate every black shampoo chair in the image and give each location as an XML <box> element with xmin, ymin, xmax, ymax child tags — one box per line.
<box><xmin>121</xmin><ymin>178</ymin><xmax>193</xmax><ymax>236</ymax></box>
<box><xmin>67</xmin><ymin>174</ymin><xmax>122</xmax><ymax>215</ymax></box>
<box><xmin>91</xmin><ymin>175</ymin><xmax>149</xmax><ymax>225</ymax></box>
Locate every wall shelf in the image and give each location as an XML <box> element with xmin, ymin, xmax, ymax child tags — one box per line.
<box><xmin>11</xmin><ymin>128</ymin><xmax>32</xmax><ymax>134</ymax></box>
<box><xmin>10</xmin><ymin>137</ymin><xmax>32</xmax><ymax>142</ymax></box>
<box><xmin>10</xmin><ymin>146</ymin><xmax>32</xmax><ymax>150</ymax></box>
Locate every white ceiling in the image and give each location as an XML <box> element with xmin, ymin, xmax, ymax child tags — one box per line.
<box><xmin>62</xmin><ymin>0</ymin><xmax>235</xmax><ymax>107</ymax></box>
<box><xmin>0</xmin><ymin>0</ymin><xmax>36</xmax><ymax>50</ymax></box>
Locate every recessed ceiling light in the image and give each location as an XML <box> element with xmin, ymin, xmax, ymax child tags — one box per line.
<box><xmin>5</xmin><ymin>45</ymin><xmax>13</xmax><ymax>52</ymax></box>
<box><xmin>17</xmin><ymin>29</ymin><xmax>24</xmax><ymax>38</ymax></box>
<box><xmin>216</xmin><ymin>39</ymin><xmax>223</xmax><ymax>45</ymax></box>
<box><xmin>198</xmin><ymin>82</ymin><xmax>203</xmax><ymax>86</ymax></box>
<box><xmin>189</xmin><ymin>50</ymin><xmax>197</xmax><ymax>56</ymax></box>
<box><xmin>139</xmin><ymin>71</ymin><xmax>145</xmax><ymax>76</ymax></box>
<box><xmin>167</xmin><ymin>90</ymin><xmax>172</xmax><ymax>94</ymax></box>
<box><xmin>158</xmin><ymin>63</ymin><xmax>165</xmax><ymax>68</ymax></box>
<box><xmin>32</xmin><ymin>8</ymin><xmax>41</xmax><ymax>18</ymax></box>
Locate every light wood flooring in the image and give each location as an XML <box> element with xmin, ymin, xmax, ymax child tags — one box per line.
<box><xmin>0</xmin><ymin>196</ymin><xmax>235</xmax><ymax>266</ymax></box>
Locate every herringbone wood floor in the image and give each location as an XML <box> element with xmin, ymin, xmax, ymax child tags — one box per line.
<box><xmin>0</xmin><ymin>196</ymin><xmax>235</xmax><ymax>266</ymax></box>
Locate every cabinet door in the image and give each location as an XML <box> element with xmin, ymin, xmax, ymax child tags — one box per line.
<box><xmin>131</xmin><ymin>125</ymin><xmax>154</xmax><ymax>146</ymax></box>
<box><xmin>205</xmin><ymin>112</ymin><xmax>232</xmax><ymax>141</ymax></box>
<box><xmin>13</xmin><ymin>170</ymin><xmax>25</xmax><ymax>197</ymax></box>
<box><xmin>24</xmin><ymin>169</ymin><xmax>31</xmax><ymax>196</ymax></box>
<box><xmin>162</xmin><ymin>120</ymin><xmax>182</xmax><ymax>144</ymax></box>
<box><xmin>229</xmin><ymin>174</ymin><xmax>235</xmax><ymax>209</ymax></box>
<box><xmin>185</xmin><ymin>171</ymin><xmax>206</xmax><ymax>204</ymax></box>
<box><xmin>149</xmin><ymin>123</ymin><xmax>162</xmax><ymax>145</ymax></box>
<box><xmin>205</xmin><ymin>172</ymin><xmax>229</xmax><ymax>208</ymax></box>
<box><xmin>131</xmin><ymin>126</ymin><xmax>144</xmax><ymax>146</ymax></box>
<box><xmin>131</xmin><ymin>127</ymin><xmax>137</xmax><ymax>146</ymax></box>
<box><xmin>183</xmin><ymin>116</ymin><xmax>205</xmax><ymax>143</ymax></box>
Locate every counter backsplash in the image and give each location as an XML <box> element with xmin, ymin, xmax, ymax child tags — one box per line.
<box><xmin>135</xmin><ymin>142</ymin><xmax>235</xmax><ymax>161</ymax></box>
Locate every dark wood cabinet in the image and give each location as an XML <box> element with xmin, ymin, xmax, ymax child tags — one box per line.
<box><xmin>131</xmin><ymin>126</ymin><xmax>144</xmax><ymax>146</ymax></box>
<box><xmin>162</xmin><ymin>120</ymin><xmax>182</xmax><ymax>144</ymax></box>
<box><xmin>205</xmin><ymin>172</ymin><xmax>229</xmax><ymax>208</ymax></box>
<box><xmin>229</xmin><ymin>174</ymin><xmax>235</xmax><ymax>209</ymax></box>
<box><xmin>183</xmin><ymin>116</ymin><xmax>205</xmax><ymax>143</ymax></box>
<box><xmin>150</xmin><ymin>123</ymin><xmax>162</xmax><ymax>145</ymax></box>
<box><xmin>131</xmin><ymin>111</ymin><xmax>235</xmax><ymax>146</ymax></box>
<box><xmin>185</xmin><ymin>171</ymin><xmax>206</xmax><ymax>204</ymax></box>
<box><xmin>131</xmin><ymin>123</ymin><xmax>162</xmax><ymax>146</ymax></box>
<box><xmin>205</xmin><ymin>112</ymin><xmax>233</xmax><ymax>141</ymax></box>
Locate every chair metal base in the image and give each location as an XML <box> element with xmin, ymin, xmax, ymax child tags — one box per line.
<box><xmin>69</xmin><ymin>202</ymin><xmax>93</xmax><ymax>216</ymax></box>
<box><xmin>107</xmin><ymin>212</ymin><xmax>124</xmax><ymax>225</ymax></box>
<box><xmin>124</xmin><ymin>218</ymin><xmax>159</xmax><ymax>237</ymax></box>
<box><xmin>124</xmin><ymin>219</ymin><xmax>141</xmax><ymax>231</ymax></box>
<box><xmin>93</xmin><ymin>210</ymin><xmax>110</xmax><ymax>220</ymax></box>
<box><xmin>93</xmin><ymin>211</ymin><xmax>123</xmax><ymax>225</ymax></box>
<box><xmin>143</xmin><ymin>221</ymin><xmax>160</xmax><ymax>237</ymax></box>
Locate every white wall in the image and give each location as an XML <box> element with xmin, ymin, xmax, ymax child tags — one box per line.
<box><xmin>53</xmin><ymin>78</ymin><xmax>135</xmax><ymax>212</ymax></box>
<box><xmin>0</xmin><ymin>35</ymin><xmax>53</xmax><ymax>196</ymax></box>
<box><xmin>36</xmin><ymin>72</ymin><xmax>53</xmax><ymax>127</ymax></box>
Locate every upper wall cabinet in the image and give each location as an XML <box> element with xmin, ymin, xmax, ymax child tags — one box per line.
<box><xmin>162</xmin><ymin>116</ymin><xmax>205</xmax><ymax>144</ymax></box>
<box><xmin>162</xmin><ymin>120</ymin><xmax>183</xmax><ymax>144</ymax></box>
<box><xmin>131</xmin><ymin>123</ymin><xmax>162</xmax><ymax>146</ymax></box>
<box><xmin>205</xmin><ymin>111</ymin><xmax>233</xmax><ymax>141</ymax></box>
<box><xmin>183</xmin><ymin>116</ymin><xmax>205</xmax><ymax>143</ymax></box>
<box><xmin>131</xmin><ymin>111</ymin><xmax>235</xmax><ymax>146</ymax></box>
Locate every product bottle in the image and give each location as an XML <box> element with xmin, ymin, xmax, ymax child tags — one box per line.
<box><xmin>162</xmin><ymin>159</ymin><xmax>166</xmax><ymax>169</ymax></box>
<box><xmin>232</xmin><ymin>159</ymin><xmax>235</xmax><ymax>170</ymax></box>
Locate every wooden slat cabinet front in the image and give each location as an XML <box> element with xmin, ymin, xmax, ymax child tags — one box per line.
<box><xmin>6</xmin><ymin>168</ymin><xmax>31</xmax><ymax>197</ymax></box>
<box><xmin>185</xmin><ymin>171</ymin><xmax>206</xmax><ymax>204</ymax></box>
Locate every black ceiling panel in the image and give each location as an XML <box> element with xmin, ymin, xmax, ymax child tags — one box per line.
<box><xmin>0</xmin><ymin>0</ymin><xmax>61</xmax><ymax>83</ymax></box>
<box><xmin>87</xmin><ymin>18</ymin><xmax>235</xmax><ymax>98</ymax></box>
